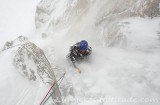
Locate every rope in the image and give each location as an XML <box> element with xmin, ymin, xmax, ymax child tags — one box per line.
<box><xmin>42</xmin><ymin>73</ymin><xmax>65</xmax><ymax>105</ymax></box>
<box><xmin>39</xmin><ymin>73</ymin><xmax>66</xmax><ymax>105</ymax></box>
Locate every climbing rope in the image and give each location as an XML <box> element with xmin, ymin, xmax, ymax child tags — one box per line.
<box><xmin>39</xmin><ymin>73</ymin><xmax>66</xmax><ymax>105</ymax></box>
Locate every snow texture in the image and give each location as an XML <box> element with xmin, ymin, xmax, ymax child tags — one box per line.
<box><xmin>0</xmin><ymin>0</ymin><xmax>160</xmax><ymax>105</ymax></box>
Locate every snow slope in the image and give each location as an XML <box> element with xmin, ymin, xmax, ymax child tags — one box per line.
<box><xmin>43</xmin><ymin>17</ymin><xmax>160</xmax><ymax>105</ymax></box>
<box><xmin>0</xmin><ymin>0</ymin><xmax>160</xmax><ymax>105</ymax></box>
<box><xmin>0</xmin><ymin>0</ymin><xmax>59</xmax><ymax>105</ymax></box>
<box><xmin>0</xmin><ymin>43</ymin><xmax>47</xmax><ymax>105</ymax></box>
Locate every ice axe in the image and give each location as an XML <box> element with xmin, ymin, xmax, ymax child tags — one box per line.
<box><xmin>73</xmin><ymin>63</ymin><xmax>81</xmax><ymax>74</ymax></box>
<box><xmin>75</xmin><ymin>67</ymin><xmax>81</xmax><ymax>74</ymax></box>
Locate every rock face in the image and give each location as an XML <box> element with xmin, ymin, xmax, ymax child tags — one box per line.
<box><xmin>35</xmin><ymin>0</ymin><xmax>159</xmax><ymax>46</ymax></box>
<box><xmin>13</xmin><ymin>42</ymin><xmax>53</xmax><ymax>82</ymax></box>
<box><xmin>35</xmin><ymin>0</ymin><xmax>89</xmax><ymax>29</ymax></box>
<box><xmin>1</xmin><ymin>36</ymin><xmax>62</xmax><ymax>105</ymax></box>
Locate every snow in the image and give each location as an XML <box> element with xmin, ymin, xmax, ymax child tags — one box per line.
<box><xmin>44</xmin><ymin>17</ymin><xmax>160</xmax><ymax>105</ymax></box>
<box><xmin>0</xmin><ymin>0</ymin><xmax>160</xmax><ymax>105</ymax></box>
<box><xmin>119</xmin><ymin>17</ymin><xmax>160</xmax><ymax>51</ymax></box>
<box><xmin>40</xmin><ymin>17</ymin><xmax>160</xmax><ymax>105</ymax></box>
<box><xmin>0</xmin><ymin>0</ymin><xmax>47</xmax><ymax>105</ymax></box>
<box><xmin>0</xmin><ymin>46</ymin><xmax>49</xmax><ymax>105</ymax></box>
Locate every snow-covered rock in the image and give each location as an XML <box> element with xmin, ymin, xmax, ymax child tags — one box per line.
<box><xmin>0</xmin><ymin>36</ymin><xmax>62</xmax><ymax>105</ymax></box>
<box><xmin>35</xmin><ymin>0</ymin><xmax>160</xmax><ymax>46</ymax></box>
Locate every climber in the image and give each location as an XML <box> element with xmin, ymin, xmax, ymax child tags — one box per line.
<box><xmin>67</xmin><ymin>40</ymin><xmax>92</xmax><ymax>69</ymax></box>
